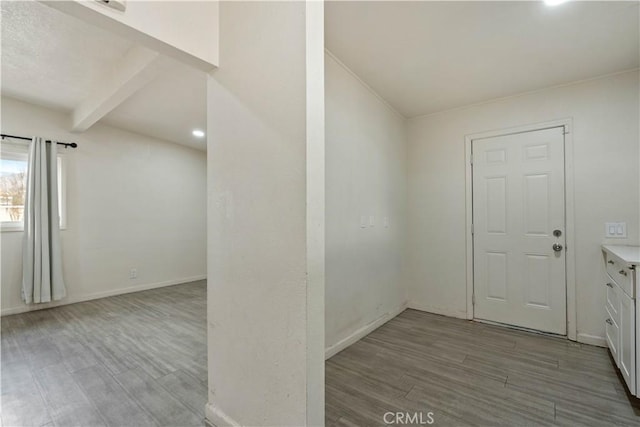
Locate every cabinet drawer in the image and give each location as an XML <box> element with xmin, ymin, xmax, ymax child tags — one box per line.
<box><xmin>605</xmin><ymin>281</ymin><xmax>620</xmax><ymax>326</ymax></box>
<box><xmin>605</xmin><ymin>305</ymin><xmax>620</xmax><ymax>364</ymax></box>
<box><xmin>606</xmin><ymin>256</ymin><xmax>634</xmax><ymax>297</ymax></box>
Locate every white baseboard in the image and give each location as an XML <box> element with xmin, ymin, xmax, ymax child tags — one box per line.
<box><xmin>577</xmin><ymin>333</ymin><xmax>607</xmax><ymax>348</ymax></box>
<box><xmin>324</xmin><ymin>303</ymin><xmax>407</xmax><ymax>360</ymax></box>
<box><xmin>407</xmin><ymin>302</ymin><xmax>605</xmax><ymax>348</ymax></box>
<box><xmin>1</xmin><ymin>275</ymin><xmax>207</xmax><ymax>316</ymax></box>
<box><xmin>407</xmin><ymin>301</ymin><xmax>468</xmax><ymax>320</ymax></box>
<box><xmin>205</xmin><ymin>402</ymin><xmax>241</xmax><ymax>427</ymax></box>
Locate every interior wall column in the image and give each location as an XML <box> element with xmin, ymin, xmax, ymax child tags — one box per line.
<box><xmin>205</xmin><ymin>1</ymin><xmax>325</xmax><ymax>425</ymax></box>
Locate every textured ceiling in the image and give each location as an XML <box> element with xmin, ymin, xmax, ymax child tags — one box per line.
<box><xmin>326</xmin><ymin>1</ymin><xmax>640</xmax><ymax>117</ymax></box>
<box><xmin>1</xmin><ymin>0</ymin><xmax>206</xmax><ymax>150</ymax></box>
<box><xmin>3</xmin><ymin>1</ymin><xmax>637</xmax><ymax>146</ymax></box>
<box><xmin>1</xmin><ymin>0</ymin><xmax>133</xmax><ymax>111</ymax></box>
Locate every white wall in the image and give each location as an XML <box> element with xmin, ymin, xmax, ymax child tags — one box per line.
<box><xmin>1</xmin><ymin>97</ymin><xmax>207</xmax><ymax>315</ymax></box>
<box><xmin>325</xmin><ymin>52</ymin><xmax>408</xmax><ymax>356</ymax></box>
<box><xmin>407</xmin><ymin>70</ymin><xmax>640</xmax><ymax>343</ymax></box>
<box><xmin>43</xmin><ymin>0</ymin><xmax>219</xmax><ymax>70</ymax></box>
<box><xmin>206</xmin><ymin>2</ymin><xmax>324</xmax><ymax>426</ymax></box>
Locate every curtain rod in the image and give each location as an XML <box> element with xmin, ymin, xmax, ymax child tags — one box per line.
<box><xmin>1</xmin><ymin>133</ymin><xmax>78</xmax><ymax>149</ymax></box>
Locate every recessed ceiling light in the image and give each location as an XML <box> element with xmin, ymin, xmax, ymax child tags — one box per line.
<box><xmin>192</xmin><ymin>129</ymin><xmax>205</xmax><ymax>138</ymax></box>
<box><xmin>544</xmin><ymin>0</ymin><xmax>568</xmax><ymax>6</ymax></box>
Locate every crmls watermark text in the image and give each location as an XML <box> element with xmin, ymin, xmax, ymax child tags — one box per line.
<box><xmin>383</xmin><ymin>411</ymin><xmax>435</xmax><ymax>425</ymax></box>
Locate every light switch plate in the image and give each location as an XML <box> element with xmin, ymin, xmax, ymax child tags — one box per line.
<box><xmin>369</xmin><ymin>215</ymin><xmax>375</xmax><ymax>227</ymax></box>
<box><xmin>360</xmin><ymin>216</ymin><xmax>367</xmax><ymax>228</ymax></box>
<box><xmin>605</xmin><ymin>222</ymin><xmax>627</xmax><ymax>238</ymax></box>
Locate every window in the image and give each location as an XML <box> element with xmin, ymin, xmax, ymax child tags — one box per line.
<box><xmin>0</xmin><ymin>144</ymin><xmax>66</xmax><ymax>231</ymax></box>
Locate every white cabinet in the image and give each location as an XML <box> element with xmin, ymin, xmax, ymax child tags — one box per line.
<box><xmin>619</xmin><ymin>290</ymin><xmax>636</xmax><ymax>392</ymax></box>
<box><xmin>605</xmin><ymin>283</ymin><xmax>620</xmax><ymax>363</ymax></box>
<box><xmin>602</xmin><ymin>245</ymin><xmax>639</xmax><ymax>398</ymax></box>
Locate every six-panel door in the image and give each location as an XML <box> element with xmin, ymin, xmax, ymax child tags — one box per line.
<box><xmin>472</xmin><ymin>127</ymin><xmax>567</xmax><ymax>334</ymax></box>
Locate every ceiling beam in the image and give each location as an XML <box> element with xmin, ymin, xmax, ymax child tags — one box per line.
<box><xmin>71</xmin><ymin>45</ymin><xmax>161</xmax><ymax>133</ymax></box>
<box><xmin>39</xmin><ymin>0</ymin><xmax>217</xmax><ymax>71</ymax></box>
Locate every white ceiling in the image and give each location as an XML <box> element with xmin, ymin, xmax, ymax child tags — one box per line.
<box><xmin>1</xmin><ymin>0</ymin><xmax>133</xmax><ymax>111</ymax></box>
<box><xmin>325</xmin><ymin>1</ymin><xmax>640</xmax><ymax>117</ymax></box>
<box><xmin>2</xmin><ymin>1</ymin><xmax>637</xmax><ymax>147</ymax></box>
<box><xmin>101</xmin><ymin>60</ymin><xmax>207</xmax><ymax>150</ymax></box>
<box><xmin>1</xmin><ymin>0</ymin><xmax>207</xmax><ymax>150</ymax></box>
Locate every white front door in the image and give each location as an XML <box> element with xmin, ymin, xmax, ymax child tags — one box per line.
<box><xmin>472</xmin><ymin>126</ymin><xmax>566</xmax><ymax>335</ymax></box>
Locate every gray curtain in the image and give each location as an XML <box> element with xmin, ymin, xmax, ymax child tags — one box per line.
<box><xmin>21</xmin><ymin>137</ymin><xmax>66</xmax><ymax>304</ymax></box>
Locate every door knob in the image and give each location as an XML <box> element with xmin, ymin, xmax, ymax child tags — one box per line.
<box><xmin>552</xmin><ymin>243</ymin><xmax>563</xmax><ymax>252</ymax></box>
<box><xmin>606</xmin><ymin>318</ymin><xmax>613</xmax><ymax>325</ymax></box>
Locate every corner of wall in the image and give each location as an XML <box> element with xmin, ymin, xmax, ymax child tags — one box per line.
<box><xmin>324</xmin><ymin>302</ymin><xmax>408</xmax><ymax>360</ymax></box>
<box><xmin>406</xmin><ymin>301</ymin><xmax>468</xmax><ymax>320</ymax></box>
<box><xmin>577</xmin><ymin>333</ymin><xmax>606</xmax><ymax>348</ymax></box>
<box><xmin>205</xmin><ymin>402</ymin><xmax>240</xmax><ymax>427</ymax></box>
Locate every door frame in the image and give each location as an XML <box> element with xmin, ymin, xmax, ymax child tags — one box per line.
<box><xmin>464</xmin><ymin>118</ymin><xmax>576</xmax><ymax>340</ymax></box>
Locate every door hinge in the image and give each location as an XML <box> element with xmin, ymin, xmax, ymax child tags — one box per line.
<box><xmin>471</xmin><ymin>223</ymin><xmax>474</xmax><ymax>235</ymax></box>
<box><xmin>470</xmin><ymin>154</ymin><xmax>473</xmax><ymax>165</ymax></box>
<box><xmin>472</xmin><ymin>294</ymin><xmax>475</xmax><ymax>305</ymax></box>
<box><xmin>563</xmin><ymin>127</ymin><xmax>570</xmax><ymax>135</ymax></box>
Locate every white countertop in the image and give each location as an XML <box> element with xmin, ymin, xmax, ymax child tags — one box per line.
<box><xmin>602</xmin><ymin>245</ymin><xmax>640</xmax><ymax>267</ymax></box>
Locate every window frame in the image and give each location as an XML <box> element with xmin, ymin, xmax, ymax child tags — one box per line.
<box><xmin>0</xmin><ymin>142</ymin><xmax>67</xmax><ymax>232</ymax></box>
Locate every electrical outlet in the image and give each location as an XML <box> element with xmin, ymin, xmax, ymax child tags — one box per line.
<box><xmin>129</xmin><ymin>268</ymin><xmax>138</xmax><ymax>279</ymax></box>
<box><xmin>605</xmin><ymin>222</ymin><xmax>627</xmax><ymax>238</ymax></box>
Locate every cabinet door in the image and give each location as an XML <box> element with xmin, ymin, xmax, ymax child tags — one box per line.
<box><xmin>606</xmin><ymin>281</ymin><xmax>620</xmax><ymax>326</ymax></box>
<box><xmin>606</xmin><ymin>304</ymin><xmax>620</xmax><ymax>364</ymax></box>
<box><xmin>619</xmin><ymin>290</ymin><xmax>636</xmax><ymax>394</ymax></box>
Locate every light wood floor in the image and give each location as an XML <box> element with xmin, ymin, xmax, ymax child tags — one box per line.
<box><xmin>2</xmin><ymin>283</ymin><xmax>639</xmax><ymax>426</ymax></box>
<box><xmin>326</xmin><ymin>309</ymin><xmax>640</xmax><ymax>427</ymax></box>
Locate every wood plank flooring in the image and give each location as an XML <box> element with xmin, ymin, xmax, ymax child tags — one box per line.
<box><xmin>326</xmin><ymin>309</ymin><xmax>640</xmax><ymax>426</ymax></box>
<box><xmin>2</xmin><ymin>283</ymin><xmax>639</xmax><ymax>426</ymax></box>
<box><xmin>1</xmin><ymin>281</ymin><xmax>208</xmax><ymax>427</ymax></box>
